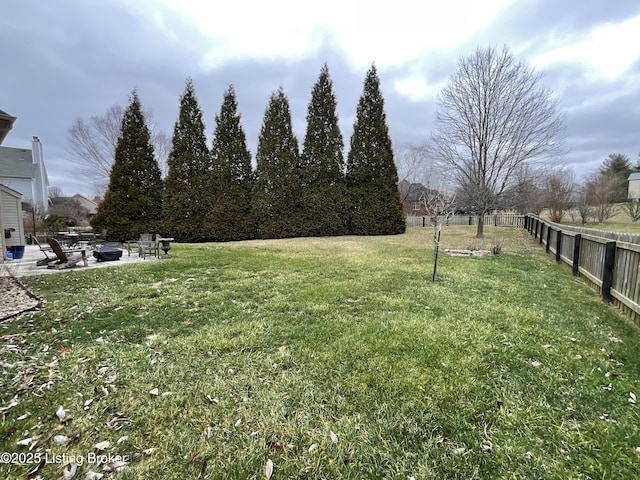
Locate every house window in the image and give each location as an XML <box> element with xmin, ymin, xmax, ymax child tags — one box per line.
<box><xmin>412</xmin><ymin>201</ymin><xmax>421</xmax><ymax>211</ymax></box>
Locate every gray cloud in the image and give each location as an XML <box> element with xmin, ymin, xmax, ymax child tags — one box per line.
<box><xmin>1</xmin><ymin>0</ymin><xmax>638</xmax><ymax>197</ymax></box>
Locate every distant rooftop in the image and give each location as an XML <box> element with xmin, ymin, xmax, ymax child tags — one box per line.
<box><xmin>628</xmin><ymin>173</ymin><xmax>640</xmax><ymax>181</ymax></box>
<box><xmin>0</xmin><ymin>109</ymin><xmax>17</xmax><ymax>145</ymax></box>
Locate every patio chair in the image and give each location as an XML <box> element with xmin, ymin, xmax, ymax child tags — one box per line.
<box><xmin>138</xmin><ymin>234</ymin><xmax>159</xmax><ymax>259</ymax></box>
<box><xmin>32</xmin><ymin>237</ymin><xmax>57</xmax><ymax>266</ymax></box>
<box><xmin>47</xmin><ymin>239</ymin><xmax>88</xmax><ymax>269</ymax></box>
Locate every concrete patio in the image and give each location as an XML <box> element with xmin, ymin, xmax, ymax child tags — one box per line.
<box><xmin>1</xmin><ymin>243</ymin><xmax>159</xmax><ymax>277</ymax></box>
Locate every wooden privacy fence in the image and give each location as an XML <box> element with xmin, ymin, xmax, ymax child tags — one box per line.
<box><xmin>525</xmin><ymin>214</ymin><xmax>640</xmax><ymax>324</ymax></box>
<box><xmin>406</xmin><ymin>213</ymin><xmax>525</xmax><ymax>228</ymax></box>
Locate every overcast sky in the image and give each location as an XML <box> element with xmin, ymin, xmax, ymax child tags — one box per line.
<box><xmin>1</xmin><ymin>0</ymin><xmax>639</xmax><ymax>198</ymax></box>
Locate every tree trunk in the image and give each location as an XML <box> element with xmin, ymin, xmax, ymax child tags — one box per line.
<box><xmin>476</xmin><ymin>213</ymin><xmax>485</xmax><ymax>238</ymax></box>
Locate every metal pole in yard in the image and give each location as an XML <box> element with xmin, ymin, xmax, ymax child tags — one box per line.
<box><xmin>432</xmin><ymin>223</ymin><xmax>442</xmax><ymax>282</ymax></box>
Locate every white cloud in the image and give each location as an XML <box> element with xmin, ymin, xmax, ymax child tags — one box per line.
<box><xmin>394</xmin><ymin>74</ymin><xmax>444</xmax><ymax>102</ymax></box>
<box><xmin>531</xmin><ymin>15</ymin><xmax>640</xmax><ymax>81</ymax></box>
<box><xmin>118</xmin><ymin>0</ymin><xmax>514</xmax><ymax>70</ymax></box>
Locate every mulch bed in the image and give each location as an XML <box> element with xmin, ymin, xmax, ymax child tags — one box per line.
<box><xmin>0</xmin><ymin>276</ymin><xmax>43</xmax><ymax>322</ymax></box>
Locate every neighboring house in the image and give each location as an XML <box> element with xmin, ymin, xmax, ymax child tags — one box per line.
<box><xmin>48</xmin><ymin>194</ymin><xmax>98</xmax><ymax>227</ymax></box>
<box><xmin>0</xmin><ymin>183</ymin><xmax>25</xmax><ymax>261</ymax></box>
<box><xmin>398</xmin><ymin>179</ymin><xmax>429</xmax><ymax>216</ymax></box>
<box><xmin>0</xmin><ymin>110</ymin><xmax>49</xmax><ymax>211</ymax></box>
<box><xmin>0</xmin><ymin>109</ymin><xmax>17</xmax><ymax>144</ymax></box>
<box><xmin>628</xmin><ymin>173</ymin><xmax>640</xmax><ymax>200</ymax></box>
<box><xmin>72</xmin><ymin>194</ymin><xmax>98</xmax><ymax>216</ymax></box>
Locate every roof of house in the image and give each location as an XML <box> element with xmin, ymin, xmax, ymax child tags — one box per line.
<box><xmin>628</xmin><ymin>173</ymin><xmax>640</xmax><ymax>181</ymax></box>
<box><xmin>0</xmin><ymin>183</ymin><xmax>23</xmax><ymax>198</ymax></box>
<box><xmin>0</xmin><ymin>110</ymin><xmax>17</xmax><ymax>145</ymax></box>
<box><xmin>72</xmin><ymin>194</ymin><xmax>98</xmax><ymax>214</ymax></box>
<box><xmin>0</xmin><ymin>146</ymin><xmax>35</xmax><ymax>178</ymax></box>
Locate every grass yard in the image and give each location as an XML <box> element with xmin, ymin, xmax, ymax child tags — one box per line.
<box><xmin>1</xmin><ymin>227</ymin><xmax>640</xmax><ymax>479</ymax></box>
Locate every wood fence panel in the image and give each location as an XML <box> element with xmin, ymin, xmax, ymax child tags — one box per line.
<box><xmin>406</xmin><ymin>214</ymin><xmax>525</xmax><ymax>228</ymax></box>
<box><xmin>611</xmin><ymin>242</ymin><xmax>640</xmax><ymax>321</ymax></box>
<box><xmin>578</xmin><ymin>235</ymin><xmax>607</xmax><ymax>292</ymax></box>
<box><xmin>560</xmin><ymin>232</ymin><xmax>575</xmax><ymax>266</ymax></box>
<box><xmin>549</xmin><ymin>228</ymin><xmax>558</xmax><ymax>255</ymax></box>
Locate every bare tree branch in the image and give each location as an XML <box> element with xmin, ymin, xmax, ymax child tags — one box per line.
<box><xmin>67</xmin><ymin>104</ymin><xmax>169</xmax><ymax>196</ymax></box>
<box><xmin>542</xmin><ymin>167</ymin><xmax>576</xmax><ymax>223</ymax></box>
<box><xmin>429</xmin><ymin>46</ymin><xmax>566</xmax><ymax>237</ymax></box>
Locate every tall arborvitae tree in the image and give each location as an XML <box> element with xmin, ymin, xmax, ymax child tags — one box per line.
<box><xmin>346</xmin><ymin>65</ymin><xmax>405</xmax><ymax>235</ymax></box>
<box><xmin>162</xmin><ymin>78</ymin><xmax>212</xmax><ymax>242</ymax></box>
<box><xmin>252</xmin><ymin>88</ymin><xmax>302</xmax><ymax>239</ymax></box>
<box><xmin>210</xmin><ymin>85</ymin><xmax>255</xmax><ymax>241</ymax></box>
<box><xmin>300</xmin><ymin>64</ymin><xmax>348</xmax><ymax>237</ymax></box>
<box><xmin>91</xmin><ymin>90</ymin><xmax>163</xmax><ymax>241</ymax></box>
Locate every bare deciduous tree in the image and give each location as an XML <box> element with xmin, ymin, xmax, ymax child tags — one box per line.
<box><xmin>585</xmin><ymin>173</ymin><xmax>619</xmax><ymax>224</ymax></box>
<box><xmin>429</xmin><ymin>46</ymin><xmax>565</xmax><ymax>237</ymax></box>
<box><xmin>67</xmin><ymin>105</ymin><xmax>170</xmax><ymax>196</ymax></box>
<box><xmin>573</xmin><ymin>187</ymin><xmax>594</xmax><ymax>225</ymax></box>
<box><xmin>396</xmin><ymin>143</ymin><xmax>429</xmax><ymax>184</ymax></box>
<box><xmin>420</xmin><ymin>180</ymin><xmax>456</xmax><ymax>281</ymax></box>
<box><xmin>542</xmin><ymin>167</ymin><xmax>575</xmax><ymax>223</ymax></box>
<box><xmin>622</xmin><ymin>200</ymin><xmax>640</xmax><ymax>222</ymax></box>
<box><xmin>503</xmin><ymin>164</ymin><xmax>546</xmax><ymax>214</ymax></box>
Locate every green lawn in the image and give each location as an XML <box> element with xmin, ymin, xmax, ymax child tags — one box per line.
<box><xmin>1</xmin><ymin>227</ymin><xmax>639</xmax><ymax>479</ymax></box>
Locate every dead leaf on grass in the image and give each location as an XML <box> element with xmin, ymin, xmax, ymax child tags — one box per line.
<box><xmin>608</xmin><ymin>332</ymin><xmax>622</xmax><ymax>343</ymax></box>
<box><xmin>16</xmin><ymin>436</ymin><xmax>35</xmax><ymax>446</ymax></box>
<box><xmin>62</xmin><ymin>463</ymin><xmax>77</xmax><ymax>480</ymax></box>
<box><xmin>102</xmin><ymin>459</ymin><xmax>127</xmax><ymax>472</ymax></box>
<box><xmin>0</xmin><ymin>395</ymin><xmax>19</xmax><ymax>413</ymax></box>
<box><xmin>330</xmin><ymin>431</ymin><xmax>338</xmax><ymax>444</ymax></box>
<box><xmin>629</xmin><ymin>392</ymin><xmax>637</xmax><ymax>404</ymax></box>
<box><xmin>265</xmin><ymin>459</ymin><xmax>274</xmax><ymax>479</ymax></box>
<box><xmin>56</xmin><ymin>405</ymin><xmax>66</xmax><ymax>420</ymax></box>
<box><xmin>94</xmin><ymin>440</ymin><xmax>110</xmax><ymax>450</ymax></box>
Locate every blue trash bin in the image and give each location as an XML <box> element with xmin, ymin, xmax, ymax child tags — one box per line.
<box><xmin>10</xmin><ymin>246</ymin><xmax>25</xmax><ymax>259</ymax></box>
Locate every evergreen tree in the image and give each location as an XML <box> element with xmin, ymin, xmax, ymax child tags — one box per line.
<box><xmin>210</xmin><ymin>85</ymin><xmax>255</xmax><ymax>241</ymax></box>
<box><xmin>162</xmin><ymin>78</ymin><xmax>212</xmax><ymax>242</ymax></box>
<box><xmin>300</xmin><ymin>64</ymin><xmax>348</xmax><ymax>237</ymax></box>
<box><xmin>91</xmin><ymin>90</ymin><xmax>163</xmax><ymax>241</ymax></box>
<box><xmin>599</xmin><ymin>153</ymin><xmax>634</xmax><ymax>202</ymax></box>
<box><xmin>345</xmin><ymin>65</ymin><xmax>405</xmax><ymax>235</ymax></box>
<box><xmin>252</xmin><ymin>88</ymin><xmax>302</xmax><ymax>239</ymax></box>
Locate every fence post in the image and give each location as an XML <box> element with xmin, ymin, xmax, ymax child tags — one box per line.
<box><xmin>423</xmin><ymin>216</ymin><xmax>426</xmax><ymax>228</ymax></box>
<box><xmin>602</xmin><ymin>241</ymin><xmax>616</xmax><ymax>302</ymax></box>
<box><xmin>545</xmin><ymin>225</ymin><xmax>551</xmax><ymax>252</ymax></box>
<box><xmin>555</xmin><ymin>229</ymin><xmax>562</xmax><ymax>262</ymax></box>
<box><xmin>572</xmin><ymin>234</ymin><xmax>581</xmax><ymax>276</ymax></box>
